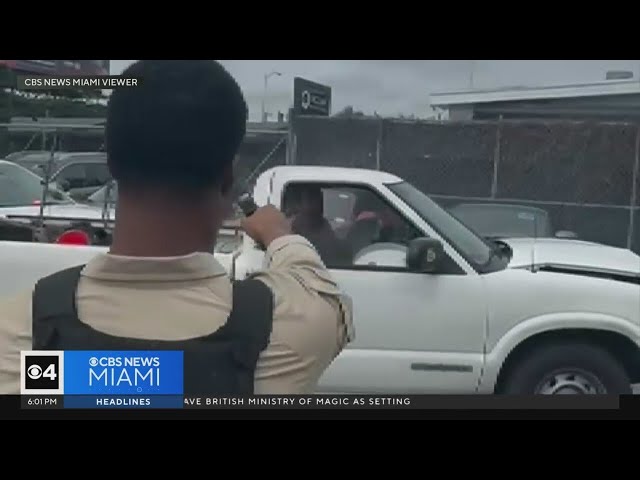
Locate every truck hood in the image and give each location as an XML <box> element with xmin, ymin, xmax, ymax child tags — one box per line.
<box><xmin>503</xmin><ymin>238</ymin><xmax>640</xmax><ymax>276</ymax></box>
<box><xmin>0</xmin><ymin>203</ymin><xmax>114</xmax><ymax>220</ymax></box>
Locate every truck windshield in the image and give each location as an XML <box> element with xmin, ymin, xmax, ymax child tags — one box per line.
<box><xmin>387</xmin><ymin>181</ymin><xmax>493</xmax><ymax>267</ymax></box>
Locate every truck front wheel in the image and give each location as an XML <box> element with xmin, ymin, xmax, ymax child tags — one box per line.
<box><xmin>500</xmin><ymin>343</ymin><xmax>632</xmax><ymax>394</ymax></box>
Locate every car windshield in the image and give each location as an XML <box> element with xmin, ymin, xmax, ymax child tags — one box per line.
<box><xmin>387</xmin><ymin>181</ymin><xmax>493</xmax><ymax>266</ymax></box>
<box><xmin>5</xmin><ymin>151</ymin><xmax>50</xmax><ymax>162</ymax></box>
<box><xmin>0</xmin><ymin>161</ymin><xmax>73</xmax><ymax>207</ymax></box>
<box><xmin>15</xmin><ymin>153</ymin><xmax>106</xmax><ymax>176</ymax></box>
<box><xmin>88</xmin><ymin>182</ymin><xmax>118</xmax><ymax>204</ymax></box>
<box><xmin>448</xmin><ymin>204</ymin><xmax>552</xmax><ymax>238</ymax></box>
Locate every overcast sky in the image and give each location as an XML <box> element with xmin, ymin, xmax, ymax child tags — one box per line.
<box><xmin>110</xmin><ymin>60</ymin><xmax>640</xmax><ymax>120</ymax></box>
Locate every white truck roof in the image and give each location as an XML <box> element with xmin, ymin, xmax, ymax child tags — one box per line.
<box><xmin>263</xmin><ymin>166</ymin><xmax>403</xmax><ymax>187</ymax></box>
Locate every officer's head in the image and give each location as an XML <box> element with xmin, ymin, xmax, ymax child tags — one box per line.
<box><xmin>106</xmin><ymin>60</ymin><xmax>247</xmax><ymax>246</ymax></box>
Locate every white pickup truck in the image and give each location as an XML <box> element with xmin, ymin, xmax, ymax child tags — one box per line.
<box><xmin>1</xmin><ymin>165</ymin><xmax>640</xmax><ymax>394</ymax></box>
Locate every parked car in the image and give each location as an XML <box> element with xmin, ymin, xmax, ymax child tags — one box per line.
<box><xmin>448</xmin><ymin>203</ymin><xmax>578</xmax><ymax>239</ymax></box>
<box><xmin>12</xmin><ymin>151</ymin><xmax>110</xmax><ymax>201</ymax></box>
<box><xmin>0</xmin><ymin>159</ymin><xmax>72</xmax><ymax>208</ymax></box>
<box><xmin>0</xmin><ymin>159</ymin><xmax>112</xmax><ymax>242</ymax></box>
<box><xmin>0</xmin><ymin>166</ymin><xmax>639</xmax><ymax>395</ymax></box>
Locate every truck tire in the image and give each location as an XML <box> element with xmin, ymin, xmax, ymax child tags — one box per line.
<box><xmin>500</xmin><ymin>342</ymin><xmax>632</xmax><ymax>394</ymax></box>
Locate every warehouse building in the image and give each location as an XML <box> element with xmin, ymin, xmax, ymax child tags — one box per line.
<box><xmin>429</xmin><ymin>80</ymin><xmax>640</xmax><ymax>121</ymax></box>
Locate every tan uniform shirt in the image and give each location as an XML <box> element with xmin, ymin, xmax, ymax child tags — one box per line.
<box><xmin>0</xmin><ymin>235</ymin><xmax>354</xmax><ymax>394</ymax></box>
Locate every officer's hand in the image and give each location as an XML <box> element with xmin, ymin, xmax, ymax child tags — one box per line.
<box><xmin>241</xmin><ymin>205</ymin><xmax>292</xmax><ymax>248</ymax></box>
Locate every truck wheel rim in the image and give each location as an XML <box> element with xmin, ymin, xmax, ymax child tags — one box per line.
<box><xmin>534</xmin><ymin>369</ymin><xmax>606</xmax><ymax>395</ymax></box>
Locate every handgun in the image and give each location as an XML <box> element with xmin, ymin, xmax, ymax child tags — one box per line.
<box><xmin>236</xmin><ymin>193</ymin><xmax>265</xmax><ymax>250</ymax></box>
<box><xmin>237</xmin><ymin>193</ymin><xmax>259</xmax><ymax>217</ymax></box>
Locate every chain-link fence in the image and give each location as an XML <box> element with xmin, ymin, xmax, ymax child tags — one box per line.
<box><xmin>0</xmin><ymin>122</ymin><xmax>288</xmax><ymax>189</ymax></box>
<box><xmin>3</xmin><ymin>117</ymin><xmax>638</xmax><ymax>253</ymax></box>
<box><xmin>291</xmin><ymin>116</ymin><xmax>640</xmax><ymax>254</ymax></box>
<box><xmin>0</xmin><ymin>122</ymin><xmax>104</xmax><ymax>157</ymax></box>
<box><xmin>235</xmin><ymin>132</ymin><xmax>288</xmax><ymax>189</ymax></box>
<box><xmin>0</xmin><ymin>121</ymin><xmax>288</xmax><ymax>240</ymax></box>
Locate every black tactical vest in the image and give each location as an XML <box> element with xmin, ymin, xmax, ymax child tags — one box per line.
<box><xmin>31</xmin><ymin>265</ymin><xmax>274</xmax><ymax>395</ymax></box>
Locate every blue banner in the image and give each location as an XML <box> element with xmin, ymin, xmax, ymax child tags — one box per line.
<box><xmin>64</xmin><ymin>351</ymin><xmax>183</xmax><ymax>395</ymax></box>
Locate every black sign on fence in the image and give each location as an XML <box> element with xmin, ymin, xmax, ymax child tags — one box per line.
<box><xmin>293</xmin><ymin>77</ymin><xmax>332</xmax><ymax>117</ymax></box>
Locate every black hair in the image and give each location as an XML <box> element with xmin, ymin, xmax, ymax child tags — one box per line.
<box><xmin>106</xmin><ymin>60</ymin><xmax>248</xmax><ymax>192</ymax></box>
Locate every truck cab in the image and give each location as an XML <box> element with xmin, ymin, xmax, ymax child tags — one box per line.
<box><xmin>242</xmin><ymin>166</ymin><xmax>494</xmax><ymax>393</ymax></box>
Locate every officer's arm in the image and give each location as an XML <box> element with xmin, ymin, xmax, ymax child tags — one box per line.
<box><xmin>0</xmin><ymin>291</ymin><xmax>33</xmax><ymax>394</ymax></box>
<box><xmin>251</xmin><ymin>235</ymin><xmax>354</xmax><ymax>394</ymax></box>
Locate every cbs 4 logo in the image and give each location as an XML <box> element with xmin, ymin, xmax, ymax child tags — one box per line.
<box><xmin>24</xmin><ymin>355</ymin><xmax>59</xmax><ymax>390</ymax></box>
<box><xmin>27</xmin><ymin>363</ymin><xmax>57</xmax><ymax>381</ymax></box>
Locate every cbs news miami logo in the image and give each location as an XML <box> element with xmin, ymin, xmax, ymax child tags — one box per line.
<box><xmin>20</xmin><ymin>351</ymin><xmax>64</xmax><ymax>395</ymax></box>
<box><xmin>20</xmin><ymin>350</ymin><xmax>183</xmax><ymax>396</ymax></box>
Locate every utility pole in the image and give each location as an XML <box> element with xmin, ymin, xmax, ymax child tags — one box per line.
<box><xmin>261</xmin><ymin>71</ymin><xmax>282</xmax><ymax>122</ymax></box>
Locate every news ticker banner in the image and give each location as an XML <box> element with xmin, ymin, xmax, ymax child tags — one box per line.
<box><xmin>15</xmin><ymin>75</ymin><xmax>140</xmax><ymax>89</ymax></box>
<box><xmin>20</xmin><ymin>351</ymin><xmax>620</xmax><ymax>410</ymax></box>
<box><xmin>21</xmin><ymin>394</ymin><xmax>620</xmax><ymax>410</ymax></box>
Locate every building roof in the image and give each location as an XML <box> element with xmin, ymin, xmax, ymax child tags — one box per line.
<box><xmin>246</xmin><ymin>121</ymin><xmax>288</xmax><ymax>132</ymax></box>
<box><xmin>430</xmin><ymin>80</ymin><xmax>640</xmax><ymax>107</ymax></box>
<box><xmin>3</xmin><ymin>118</ymin><xmax>289</xmax><ymax>136</ymax></box>
<box><xmin>11</xmin><ymin>116</ymin><xmax>104</xmax><ymax>125</ymax></box>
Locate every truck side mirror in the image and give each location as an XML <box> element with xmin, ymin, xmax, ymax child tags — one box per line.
<box><xmin>406</xmin><ymin>237</ymin><xmax>445</xmax><ymax>273</ymax></box>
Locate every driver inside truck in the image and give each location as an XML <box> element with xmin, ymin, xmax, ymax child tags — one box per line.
<box><xmin>287</xmin><ymin>184</ymin><xmax>353</xmax><ymax>266</ymax></box>
<box><xmin>348</xmin><ymin>191</ymin><xmax>418</xmax><ymax>252</ymax></box>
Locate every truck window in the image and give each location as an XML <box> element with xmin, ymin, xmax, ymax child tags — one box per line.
<box><xmin>282</xmin><ymin>182</ymin><xmax>422</xmax><ymax>269</ymax></box>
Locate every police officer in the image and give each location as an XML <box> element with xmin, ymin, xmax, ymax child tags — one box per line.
<box><xmin>0</xmin><ymin>60</ymin><xmax>353</xmax><ymax>395</ymax></box>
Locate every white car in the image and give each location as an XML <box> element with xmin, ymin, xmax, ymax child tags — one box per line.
<box><xmin>0</xmin><ymin>159</ymin><xmax>114</xmax><ymax>241</ymax></box>
<box><xmin>447</xmin><ymin>202</ymin><xmax>578</xmax><ymax>240</ymax></box>
<box><xmin>1</xmin><ymin>165</ymin><xmax>639</xmax><ymax>395</ymax></box>
<box><xmin>6</xmin><ymin>151</ymin><xmax>110</xmax><ymax>201</ymax></box>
